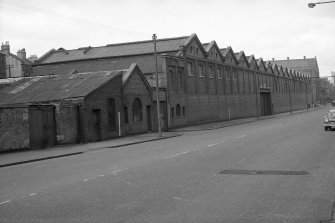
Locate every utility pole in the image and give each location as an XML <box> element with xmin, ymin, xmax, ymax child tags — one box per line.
<box><xmin>152</xmin><ymin>34</ymin><xmax>162</xmax><ymax>137</ymax></box>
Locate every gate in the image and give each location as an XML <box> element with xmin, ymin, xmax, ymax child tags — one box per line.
<box><xmin>28</xmin><ymin>105</ymin><xmax>56</xmax><ymax>149</ymax></box>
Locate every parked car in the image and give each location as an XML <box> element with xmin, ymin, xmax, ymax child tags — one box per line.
<box><xmin>324</xmin><ymin>109</ymin><xmax>335</xmax><ymax>131</ymax></box>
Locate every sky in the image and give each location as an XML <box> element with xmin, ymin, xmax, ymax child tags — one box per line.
<box><xmin>0</xmin><ymin>0</ymin><xmax>334</xmax><ymax>77</ymax></box>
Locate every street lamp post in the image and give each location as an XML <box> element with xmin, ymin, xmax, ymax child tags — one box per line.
<box><xmin>152</xmin><ymin>34</ymin><xmax>162</xmax><ymax>137</ymax></box>
<box><xmin>308</xmin><ymin>0</ymin><xmax>335</xmax><ymax>8</ymax></box>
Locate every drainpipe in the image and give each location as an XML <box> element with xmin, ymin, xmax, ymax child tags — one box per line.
<box><xmin>254</xmin><ymin>70</ymin><xmax>259</xmax><ymax>119</ymax></box>
<box><xmin>288</xmin><ymin>79</ymin><xmax>292</xmax><ymax>114</ymax></box>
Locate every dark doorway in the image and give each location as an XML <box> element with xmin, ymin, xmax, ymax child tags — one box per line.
<box><xmin>260</xmin><ymin>91</ymin><xmax>272</xmax><ymax>116</ymax></box>
<box><xmin>29</xmin><ymin>106</ymin><xmax>56</xmax><ymax>149</ymax></box>
<box><xmin>146</xmin><ymin>105</ymin><xmax>152</xmax><ymax>132</ymax></box>
<box><xmin>92</xmin><ymin>109</ymin><xmax>102</xmax><ymax>141</ymax></box>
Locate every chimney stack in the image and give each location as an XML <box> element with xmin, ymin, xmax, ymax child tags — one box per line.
<box><xmin>1</xmin><ymin>41</ymin><xmax>10</xmax><ymax>54</ymax></box>
<box><xmin>28</xmin><ymin>55</ymin><xmax>38</xmax><ymax>62</ymax></box>
<box><xmin>303</xmin><ymin>56</ymin><xmax>306</xmax><ymax>59</ymax></box>
<box><xmin>272</xmin><ymin>58</ymin><xmax>274</xmax><ymax>61</ymax></box>
<box><xmin>287</xmin><ymin>57</ymin><xmax>289</xmax><ymax>60</ymax></box>
<box><xmin>17</xmin><ymin>48</ymin><xmax>27</xmax><ymax>60</ymax></box>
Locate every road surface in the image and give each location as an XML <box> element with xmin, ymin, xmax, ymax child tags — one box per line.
<box><xmin>1</xmin><ymin>108</ymin><xmax>335</xmax><ymax>223</ymax></box>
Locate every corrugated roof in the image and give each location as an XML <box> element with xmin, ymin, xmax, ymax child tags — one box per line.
<box><xmin>37</xmin><ymin>36</ymin><xmax>189</xmax><ymax>64</ymax></box>
<box><xmin>0</xmin><ymin>71</ymin><xmax>121</xmax><ymax>105</ymax></box>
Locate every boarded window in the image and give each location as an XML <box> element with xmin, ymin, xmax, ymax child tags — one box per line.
<box><xmin>171</xmin><ymin>107</ymin><xmax>174</xmax><ymax>117</ymax></box>
<box><xmin>107</xmin><ymin>98</ymin><xmax>116</xmax><ymax>131</ymax></box>
<box><xmin>133</xmin><ymin>98</ymin><xmax>142</xmax><ymax>122</ymax></box>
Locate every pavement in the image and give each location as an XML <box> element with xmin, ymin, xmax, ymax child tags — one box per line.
<box><xmin>0</xmin><ymin>107</ymin><xmax>321</xmax><ymax>168</ymax></box>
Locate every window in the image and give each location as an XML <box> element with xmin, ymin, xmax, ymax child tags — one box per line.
<box><xmin>187</xmin><ymin>63</ymin><xmax>193</xmax><ymax>76</ymax></box>
<box><xmin>199</xmin><ymin>64</ymin><xmax>204</xmax><ymax>77</ymax></box>
<box><xmin>217</xmin><ymin>68</ymin><xmax>222</xmax><ymax>79</ymax></box>
<box><xmin>196</xmin><ymin>48</ymin><xmax>199</xmax><ymax>54</ymax></box>
<box><xmin>226</xmin><ymin>68</ymin><xmax>231</xmax><ymax>80</ymax></box>
<box><xmin>176</xmin><ymin>104</ymin><xmax>181</xmax><ymax>117</ymax></box>
<box><xmin>169</xmin><ymin>69</ymin><xmax>174</xmax><ymax>89</ymax></box>
<box><xmin>123</xmin><ymin>106</ymin><xmax>129</xmax><ymax>124</ymax></box>
<box><xmin>182</xmin><ymin>106</ymin><xmax>185</xmax><ymax>116</ymax></box>
<box><xmin>171</xmin><ymin>107</ymin><xmax>174</xmax><ymax>117</ymax></box>
<box><xmin>190</xmin><ymin>46</ymin><xmax>193</xmax><ymax>54</ymax></box>
<box><xmin>233</xmin><ymin>70</ymin><xmax>237</xmax><ymax>80</ymax></box>
<box><xmin>107</xmin><ymin>98</ymin><xmax>116</xmax><ymax>131</ymax></box>
<box><xmin>133</xmin><ymin>98</ymin><xmax>142</xmax><ymax>122</ymax></box>
<box><xmin>208</xmin><ymin>66</ymin><xmax>214</xmax><ymax>78</ymax></box>
<box><xmin>178</xmin><ymin>71</ymin><xmax>183</xmax><ymax>88</ymax></box>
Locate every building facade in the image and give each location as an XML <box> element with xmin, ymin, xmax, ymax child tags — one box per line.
<box><xmin>31</xmin><ymin>33</ymin><xmax>313</xmax><ymax>131</ymax></box>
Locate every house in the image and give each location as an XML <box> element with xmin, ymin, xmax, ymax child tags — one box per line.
<box><xmin>0</xmin><ymin>64</ymin><xmax>152</xmax><ymax>151</ymax></box>
<box><xmin>0</xmin><ymin>42</ymin><xmax>33</xmax><ymax>78</ymax></box>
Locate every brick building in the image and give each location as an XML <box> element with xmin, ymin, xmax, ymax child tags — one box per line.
<box><xmin>31</xmin><ymin>33</ymin><xmax>313</xmax><ymax>131</ymax></box>
<box><xmin>0</xmin><ymin>64</ymin><xmax>152</xmax><ymax>151</ymax></box>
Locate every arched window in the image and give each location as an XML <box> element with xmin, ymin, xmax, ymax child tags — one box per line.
<box><xmin>133</xmin><ymin>98</ymin><xmax>142</xmax><ymax>122</ymax></box>
<box><xmin>176</xmin><ymin>104</ymin><xmax>181</xmax><ymax>117</ymax></box>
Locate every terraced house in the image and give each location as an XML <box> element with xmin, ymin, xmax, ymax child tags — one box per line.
<box><xmin>31</xmin><ymin>33</ymin><xmax>313</xmax><ymax>131</ymax></box>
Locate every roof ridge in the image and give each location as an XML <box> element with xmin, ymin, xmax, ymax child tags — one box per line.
<box><xmin>105</xmin><ymin>35</ymin><xmax>189</xmax><ymax>47</ymax></box>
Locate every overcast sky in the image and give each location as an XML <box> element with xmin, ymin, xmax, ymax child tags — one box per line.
<box><xmin>0</xmin><ymin>0</ymin><xmax>334</xmax><ymax>77</ymax></box>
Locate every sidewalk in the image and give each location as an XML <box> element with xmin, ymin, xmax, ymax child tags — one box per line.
<box><xmin>0</xmin><ymin>132</ymin><xmax>181</xmax><ymax>168</ymax></box>
<box><xmin>0</xmin><ymin>107</ymin><xmax>322</xmax><ymax>168</ymax></box>
<box><xmin>171</xmin><ymin>107</ymin><xmax>320</xmax><ymax>132</ymax></box>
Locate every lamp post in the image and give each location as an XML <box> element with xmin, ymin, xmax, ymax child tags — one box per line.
<box><xmin>308</xmin><ymin>0</ymin><xmax>335</xmax><ymax>8</ymax></box>
<box><xmin>152</xmin><ymin>34</ymin><xmax>162</xmax><ymax>137</ymax></box>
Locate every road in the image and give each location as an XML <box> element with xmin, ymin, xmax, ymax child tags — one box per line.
<box><xmin>1</xmin><ymin>108</ymin><xmax>335</xmax><ymax>223</ymax></box>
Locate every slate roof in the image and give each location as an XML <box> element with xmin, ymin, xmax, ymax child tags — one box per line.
<box><xmin>272</xmin><ymin>58</ymin><xmax>319</xmax><ymax>77</ymax></box>
<box><xmin>0</xmin><ymin>70</ymin><xmax>121</xmax><ymax>105</ymax></box>
<box><xmin>36</xmin><ymin>36</ymin><xmax>190</xmax><ymax>64</ymax></box>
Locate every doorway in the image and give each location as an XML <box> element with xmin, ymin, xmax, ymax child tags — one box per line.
<box><xmin>92</xmin><ymin>109</ymin><xmax>102</xmax><ymax>141</ymax></box>
<box><xmin>260</xmin><ymin>91</ymin><xmax>272</xmax><ymax>116</ymax></box>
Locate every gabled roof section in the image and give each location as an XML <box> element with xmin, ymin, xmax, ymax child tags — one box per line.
<box><xmin>257</xmin><ymin>58</ymin><xmax>267</xmax><ymax>72</ymax></box>
<box><xmin>0</xmin><ymin>70</ymin><xmax>122</xmax><ymax>105</ymax></box>
<box><xmin>203</xmin><ymin>41</ymin><xmax>225</xmax><ymax>63</ymax></box>
<box><xmin>220</xmin><ymin>47</ymin><xmax>238</xmax><ymax>66</ymax></box>
<box><xmin>122</xmin><ymin>63</ymin><xmax>152</xmax><ymax>91</ymax></box>
<box><xmin>278</xmin><ymin>65</ymin><xmax>285</xmax><ymax>77</ymax></box>
<box><xmin>272</xmin><ymin>63</ymin><xmax>280</xmax><ymax>75</ymax></box>
<box><xmin>265</xmin><ymin>61</ymin><xmax>274</xmax><ymax>74</ymax></box>
<box><xmin>234</xmin><ymin>51</ymin><xmax>249</xmax><ymax>68</ymax></box>
<box><xmin>182</xmin><ymin>34</ymin><xmax>207</xmax><ymax>58</ymax></box>
<box><xmin>247</xmin><ymin>55</ymin><xmax>259</xmax><ymax>71</ymax></box>
<box><xmin>36</xmin><ymin>35</ymin><xmax>191</xmax><ymax>64</ymax></box>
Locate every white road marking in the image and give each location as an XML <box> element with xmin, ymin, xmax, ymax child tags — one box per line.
<box><xmin>208</xmin><ymin>141</ymin><xmax>225</xmax><ymax>147</ymax></box>
<box><xmin>165</xmin><ymin>151</ymin><xmax>190</xmax><ymax>159</ymax></box>
<box><xmin>236</xmin><ymin>135</ymin><xmax>246</xmax><ymax>139</ymax></box>
<box><xmin>29</xmin><ymin>193</ymin><xmax>37</xmax><ymax>196</ymax></box>
<box><xmin>83</xmin><ymin>179</ymin><xmax>89</xmax><ymax>182</ymax></box>
<box><xmin>98</xmin><ymin>175</ymin><xmax>105</xmax><ymax>177</ymax></box>
<box><xmin>111</xmin><ymin>168</ymin><xmax>128</xmax><ymax>175</ymax></box>
<box><xmin>0</xmin><ymin>200</ymin><xmax>10</xmax><ymax>205</ymax></box>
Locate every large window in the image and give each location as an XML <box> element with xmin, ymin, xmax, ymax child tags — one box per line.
<box><xmin>217</xmin><ymin>67</ymin><xmax>222</xmax><ymax>79</ymax></box>
<box><xmin>107</xmin><ymin>98</ymin><xmax>116</xmax><ymax>131</ymax></box>
<box><xmin>208</xmin><ymin>66</ymin><xmax>214</xmax><ymax>78</ymax></box>
<box><xmin>133</xmin><ymin>98</ymin><xmax>142</xmax><ymax>122</ymax></box>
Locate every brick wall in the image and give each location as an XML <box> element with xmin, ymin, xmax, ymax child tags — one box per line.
<box><xmin>0</xmin><ymin>107</ymin><xmax>29</xmax><ymax>151</ymax></box>
<box><xmin>83</xmin><ymin>75</ymin><xmax>123</xmax><ymax>142</ymax></box>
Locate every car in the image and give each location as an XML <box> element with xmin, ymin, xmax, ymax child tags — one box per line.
<box><xmin>324</xmin><ymin>109</ymin><xmax>335</xmax><ymax>131</ymax></box>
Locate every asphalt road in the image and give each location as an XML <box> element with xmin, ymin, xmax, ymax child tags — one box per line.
<box><xmin>1</xmin><ymin>108</ymin><xmax>335</xmax><ymax>223</ymax></box>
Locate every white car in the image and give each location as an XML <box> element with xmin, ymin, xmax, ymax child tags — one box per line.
<box><xmin>324</xmin><ymin>110</ymin><xmax>335</xmax><ymax>131</ymax></box>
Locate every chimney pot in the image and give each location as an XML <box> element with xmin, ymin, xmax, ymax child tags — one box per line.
<box><xmin>303</xmin><ymin>56</ymin><xmax>306</xmax><ymax>59</ymax></box>
<box><xmin>287</xmin><ymin>57</ymin><xmax>289</xmax><ymax>60</ymax></box>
